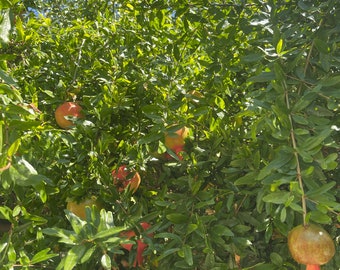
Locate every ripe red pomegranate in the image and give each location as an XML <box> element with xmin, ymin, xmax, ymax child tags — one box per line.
<box><xmin>111</xmin><ymin>165</ymin><xmax>141</xmax><ymax>193</ymax></box>
<box><xmin>288</xmin><ymin>224</ymin><xmax>335</xmax><ymax>269</ymax></box>
<box><xmin>120</xmin><ymin>222</ymin><xmax>152</xmax><ymax>267</ymax></box>
<box><xmin>55</xmin><ymin>101</ymin><xmax>84</xmax><ymax>129</ymax></box>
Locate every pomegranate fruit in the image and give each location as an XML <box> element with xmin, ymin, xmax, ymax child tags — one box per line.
<box><xmin>112</xmin><ymin>165</ymin><xmax>141</xmax><ymax>193</ymax></box>
<box><xmin>55</xmin><ymin>101</ymin><xmax>84</xmax><ymax>129</ymax></box>
<box><xmin>306</xmin><ymin>265</ymin><xmax>320</xmax><ymax>270</ymax></box>
<box><xmin>164</xmin><ymin>126</ymin><xmax>189</xmax><ymax>160</ymax></box>
<box><xmin>120</xmin><ymin>222</ymin><xmax>152</xmax><ymax>267</ymax></box>
<box><xmin>66</xmin><ymin>197</ymin><xmax>102</xmax><ymax>220</ymax></box>
<box><xmin>288</xmin><ymin>224</ymin><xmax>335</xmax><ymax>267</ymax></box>
<box><xmin>164</xmin><ymin>126</ymin><xmax>189</xmax><ymax>150</ymax></box>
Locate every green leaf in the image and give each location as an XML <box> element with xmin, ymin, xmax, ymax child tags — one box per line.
<box><xmin>80</xmin><ymin>245</ymin><xmax>96</xmax><ymax>264</ymax></box>
<box><xmin>314</xmin><ymin>38</ymin><xmax>329</xmax><ymax>54</ymax></box>
<box><xmin>93</xmin><ymin>226</ymin><xmax>126</xmax><ymax>240</ymax></box>
<box><xmin>211</xmin><ymin>225</ymin><xmax>234</xmax><ymax>237</ymax></box>
<box><xmin>64</xmin><ymin>245</ymin><xmax>86</xmax><ymax>270</ymax></box>
<box><xmin>235</xmin><ymin>172</ymin><xmax>259</xmax><ymax>185</ymax></box>
<box><xmin>173</xmin><ymin>44</ymin><xmax>180</xmax><ymax>61</ymax></box>
<box><xmin>300</xmin><ymin>128</ymin><xmax>333</xmax><ymax>151</ymax></box>
<box><xmin>42</xmin><ymin>228</ymin><xmax>76</xmax><ymax>245</ymax></box>
<box><xmin>257</xmin><ymin>150</ymin><xmax>293</xmax><ymax>180</ymax></box>
<box><xmin>137</xmin><ymin>131</ymin><xmax>163</xmax><ymax>145</ymax></box>
<box><xmin>319</xmin><ymin>75</ymin><xmax>340</xmax><ymax>87</ymax></box>
<box><xmin>182</xmin><ymin>244</ymin><xmax>193</xmax><ymax>266</ymax></box>
<box><xmin>276</xmin><ymin>39</ymin><xmax>283</xmax><ymax>55</ymax></box>
<box><xmin>240</xmin><ymin>53</ymin><xmax>263</xmax><ymax>63</ymax></box>
<box><xmin>8</xmin><ymin>242</ymin><xmax>16</xmax><ymax>262</ymax></box>
<box><xmin>317</xmin><ymin>153</ymin><xmax>338</xmax><ymax>170</ymax></box>
<box><xmin>0</xmin><ymin>0</ymin><xmax>12</xmax><ymax>9</ymax></box>
<box><xmin>156</xmin><ymin>247</ymin><xmax>181</xmax><ymax>262</ymax></box>
<box><xmin>265</xmin><ymin>224</ymin><xmax>273</xmax><ymax>243</ymax></box>
<box><xmin>0</xmin><ymin>9</ymin><xmax>11</xmax><ymax>43</ymax></box>
<box><xmin>31</xmin><ymin>248</ymin><xmax>58</xmax><ymax>264</ymax></box>
<box><xmin>280</xmin><ymin>207</ymin><xmax>286</xmax><ymax>223</ymax></box>
<box><xmin>306</xmin><ymin>181</ymin><xmax>336</xmax><ymax>197</ymax></box>
<box><xmin>101</xmin><ymin>253</ymin><xmax>111</xmax><ymax>269</ymax></box>
<box><xmin>166</xmin><ymin>213</ymin><xmax>189</xmax><ymax>224</ymax></box>
<box><xmin>214</xmin><ymin>95</ymin><xmax>225</xmax><ymax>110</ymax></box>
<box><xmin>309</xmin><ymin>210</ymin><xmax>331</xmax><ymax>224</ymax></box>
<box><xmin>7</xmin><ymin>138</ymin><xmax>21</xmax><ymax>157</ymax></box>
<box><xmin>154</xmin><ymin>232</ymin><xmax>182</xmax><ymax>242</ymax></box>
<box><xmin>15</xmin><ymin>15</ymin><xmax>25</xmax><ymax>41</ymax></box>
<box><xmin>270</xmin><ymin>252</ymin><xmax>283</xmax><ymax>266</ymax></box>
<box><xmin>247</xmin><ymin>72</ymin><xmax>275</xmax><ymax>83</ymax></box>
<box><xmin>292</xmin><ymin>92</ymin><xmax>317</xmax><ymax>112</ymax></box>
<box><xmin>0</xmin><ymin>83</ymin><xmax>21</xmax><ymax>100</ymax></box>
<box><xmin>262</xmin><ymin>191</ymin><xmax>290</xmax><ymax>204</ymax></box>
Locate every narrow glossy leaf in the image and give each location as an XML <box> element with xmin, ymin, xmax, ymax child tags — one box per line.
<box><xmin>257</xmin><ymin>151</ymin><xmax>293</xmax><ymax>180</ymax></box>
<box><xmin>31</xmin><ymin>248</ymin><xmax>58</xmax><ymax>264</ymax></box>
<box><xmin>137</xmin><ymin>131</ymin><xmax>163</xmax><ymax>145</ymax></box>
<box><xmin>8</xmin><ymin>242</ymin><xmax>16</xmax><ymax>262</ymax></box>
<box><xmin>156</xmin><ymin>247</ymin><xmax>181</xmax><ymax>262</ymax></box>
<box><xmin>173</xmin><ymin>44</ymin><xmax>180</xmax><ymax>61</ymax></box>
<box><xmin>186</xmin><ymin>224</ymin><xmax>198</xmax><ymax>234</ymax></box>
<box><xmin>317</xmin><ymin>153</ymin><xmax>338</xmax><ymax>170</ymax></box>
<box><xmin>292</xmin><ymin>92</ymin><xmax>317</xmax><ymax>112</ymax></box>
<box><xmin>42</xmin><ymin>228</ymin><xmax>76</xmax><ymax>244</ymax></box>
<box><xmin>264</xmin><ymin>224</ymin><xmax>273</xmax><ymax>243</ymax></box>
<box><xmin>270</xmin><ymin>252</ymin><xmax>283</xmax><ymax>266</ymax></box>
<box><xmin>214</xmin><ymin>96</ymin><xmax>225</xmax><ymax>110</ymax></box>
<box><xmin>64</xmin><ymin>245</ymin><xmax>86</xmax><ymax>270</ymax></box>
<box><xmin>0</xmin><ymin>9</ymin><xmax>11</xmax><ymax>43</ymax></box>
<box><xmin>262</xmin><ymin>191</ymin><xmax>290</xmax><ymax>204</ymax></box>
<box><xmin>204</xmin><ymin>252</ymin><xmax>215</xmax><ymax>269</ymax></box>
<box><xmin>280</xmin><ymin>207</ymin><xmax>286</xmax><ymax>223</ymax></box>
<box><xmin>320</xmin><ymin>75</ymin><xmax>340</xmax><ymax>87</ymax></box>
<box><xmin>211</xmin><ymin>225</ymin><xmax>234</xmax><ymax>237</ymax></box>
<box><xmin>101</xmin><ymin>253</ymin><xmax>111</xmax><ymax>269</ymax></box>
<box><xmin>301</xmin><ymin>128</ymin><xmax>332</xmax><ymax>151</ymax></box>
<box><xmin>15</xmin><ymin>15</ymin><xmax>25</xmax><ymax>41</ymax></box>
<box><xmin>93</xmin><ymin>226</ymin><xmax>126</xmax><ymax>240</ymax></box>
<box><xmin>80</xmin><ymin>245</ymin><xmax>96</xmax><ymax>264</ymax></box>
<box><xmin>296</xmin><ymin>147</ymin><xmax>313</xmax><ymax>163</ymax></box>
<box><xmin>276</xmin><ymin>39</ymin><xmax>283</xmax><ymax>54</ymax></box>
<box><xmin>309</xmin><ymin>211</ymin><xmax>331</xmax><ymax>224</ymax></box>
<box><xmin>166</xmin><ymin>213</ymin><xmax>189</xmax><ymax>224</ymax></box>
<box><xmin>234</xmin><ymin>171</ymin><xmax>258</xmax><ymax>186</ymax></box>
<box><xmin>314</xmin><ymin>38</ymin><xmax>329</xmax><ymax>54</ymax></box>
<box><xmin>154</xmin><ymin>232</ymin><xmax>182</xmax><ymax>242</ymax></box>
<box><xmin>182</xmin><ymin>244</ymin><xmax>193</xmax><ymax>266</ymax></box>
<box><xmin>306</xmin><ymin>181</ymin><xmax>336</xmax><ymax>197</ymax></box>
<box><xmin>247</xmin><ymin>72</ymin><xmax>275</xmax><ymax>83</ymax></box>
<box><xmin>7</xmin><ymin>138</ymin><xmax>21</xmax><ymax>157</ymax></box>
<box><xmin>292</xmin><ymin>114</ymin><xmax>309</xmax><ymax>125</ymax></box>
<box><xmin>240</xmin><ymin>53</ymin><xmax>263</xmax><ymax>63</ymax></box>
<box><xmin>289</xmin><ymin>203</ymin><xmax>303</xmax><ymax>212</ymax></box>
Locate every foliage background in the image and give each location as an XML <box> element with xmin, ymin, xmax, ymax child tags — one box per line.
<box><xmin>0</xmin><ymin>0</ymin><xmax>339</xmax><ymax>269</ymax></box>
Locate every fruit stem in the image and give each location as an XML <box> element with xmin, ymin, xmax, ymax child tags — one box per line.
<box><xmin>284</xmin><ymin>88</ymin><xmax>307</xmax><ymax>226</ymax></box>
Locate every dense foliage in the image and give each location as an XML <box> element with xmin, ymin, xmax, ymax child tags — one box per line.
<box><xmin>0</xmin><ymin>0</ymin><xmax>339</xmax><ymax>269</ymax></box>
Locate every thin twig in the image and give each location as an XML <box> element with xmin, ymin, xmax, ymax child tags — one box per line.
<box><xmin>303</xmin><ymin>41</ymin><xmax>314</xmax><ymax>77</ymax></box>
<box><xmin>284</xmin><ymin>86</ymin><xmax>307</xmax><ymax>226</ymax></box>
<box><xmin>0</xmin><ymin>161</ymin><xmax>11</xmax><ymax>172</ymax></box>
